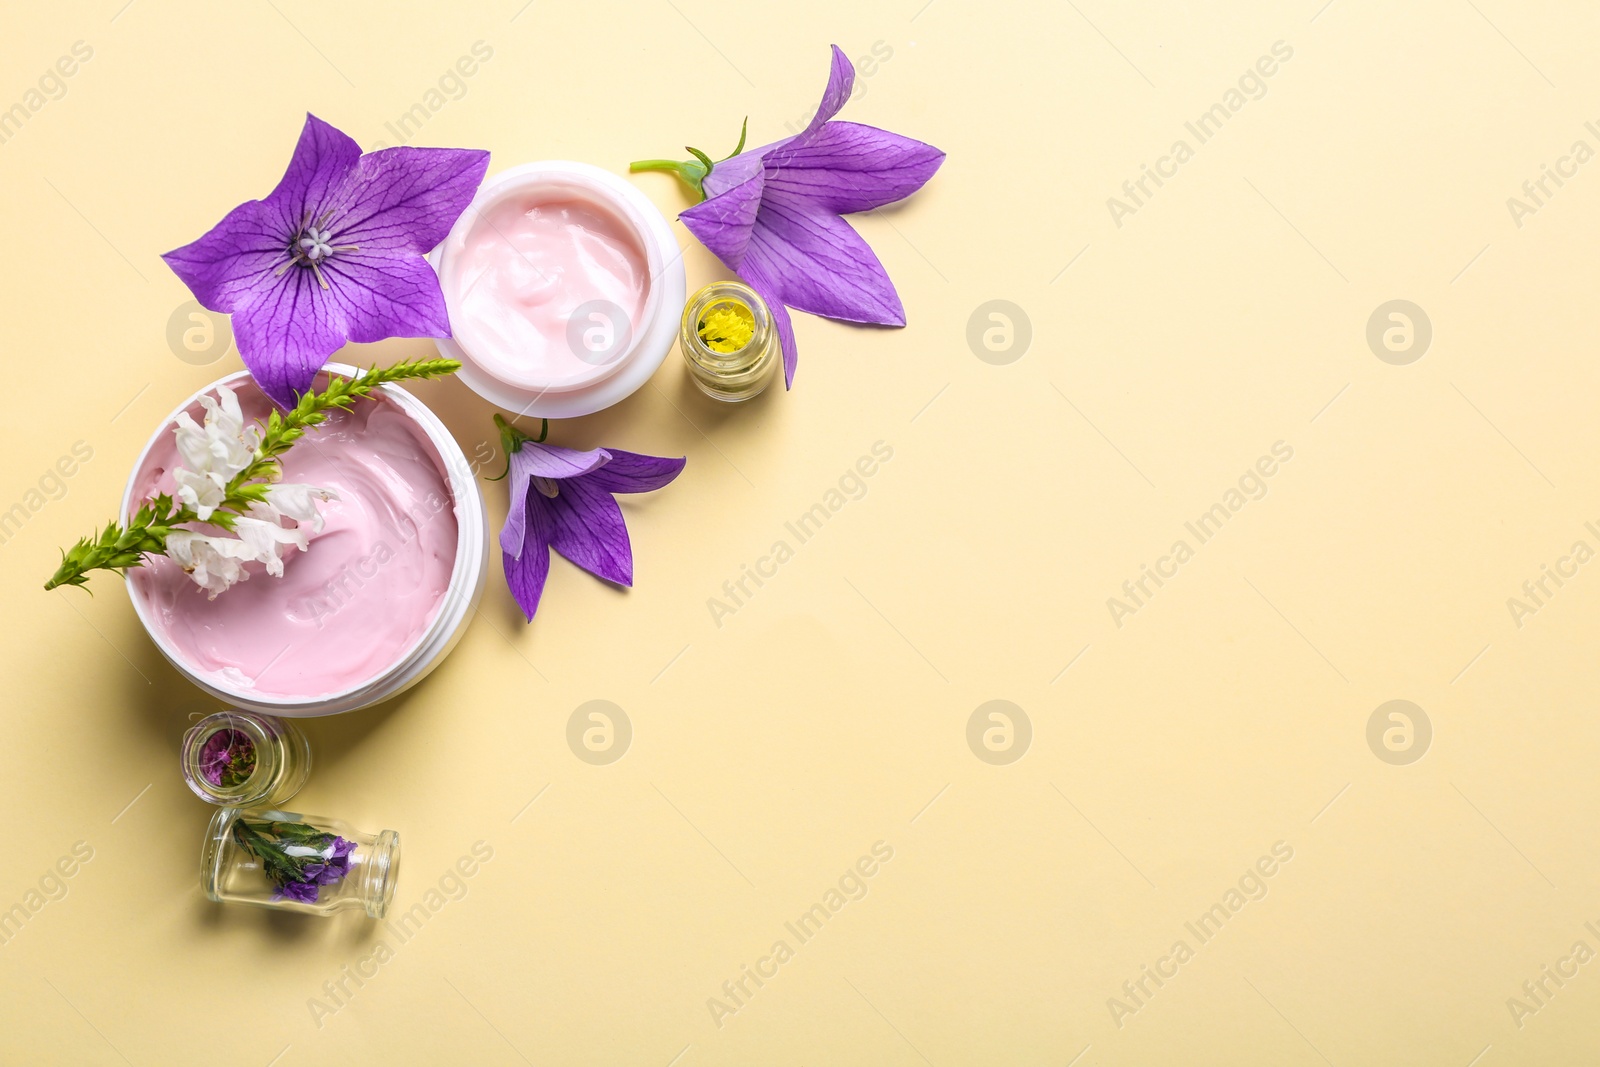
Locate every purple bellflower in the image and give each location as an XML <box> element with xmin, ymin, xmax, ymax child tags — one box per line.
<box><xmin>162</xmin><ymin>114</ymin><xmax>489</xmax><ymax>408</ymax></box>
<box><xmin>631</xmin><ymin>45</ymin><xmax>944</xmax><ymax>388</ymax></box>
<box><xmin>493</xmin><ymin>416</ymin><xmax>685</xmax><ymax>621</ymax></box>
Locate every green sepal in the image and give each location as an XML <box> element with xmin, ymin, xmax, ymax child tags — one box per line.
<box><xmin>488</xmin><ymin>413</ymin><xmax>549</xmax><ymax>481</ymax></box>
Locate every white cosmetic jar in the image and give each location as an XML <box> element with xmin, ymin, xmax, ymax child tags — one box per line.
<box><xmin>429</xmin><ymin>160</ymin><xmax>685</xmax><ymax>418</ymax></box>
<box><xmin>122</xmin><ymin>365</ymin><xmax>488</xmax><ymax>716</ymax></box>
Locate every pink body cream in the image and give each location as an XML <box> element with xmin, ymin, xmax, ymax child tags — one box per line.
<box><xmin>127</xmin><ymin>373</ymin><xmax>467</xmax><ymax>707</ymax></box>
<box><xmin>432</xmin><ymin>161</ymin><xmax>685</xmax><ymax>418</ymax></box>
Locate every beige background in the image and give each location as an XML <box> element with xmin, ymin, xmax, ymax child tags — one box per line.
<box><xmin>2</xmin><ymin>0</ymin><xmax>1598</xmax><ymax>1063</ymax></box>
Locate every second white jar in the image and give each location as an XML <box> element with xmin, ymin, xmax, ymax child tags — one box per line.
<box><xmin>429</xmin><ymin>160</ymin><xmax>685</xmax><ymax>419</ymax></box>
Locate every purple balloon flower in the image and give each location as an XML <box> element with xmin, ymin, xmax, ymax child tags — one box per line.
<box><xmin>494</xmin><ymin>416</ymin><xmax>685</xmax><ymax>621</ymax></box>
<box><xmin>162</xmin><ymin>113</ymin><xmax>490</xmax><ymax>408</ymax></box>
<box><xmin>635</xmin><ymin>45</ymin><xmax>944</xmax><ymax>388</ymax></box>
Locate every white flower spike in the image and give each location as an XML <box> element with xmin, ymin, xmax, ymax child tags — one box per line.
<box><xmin>162</xmin><ymin>386</ymin><xmax>337</xmax><ymax>596</ymax></box>
<box><xmin>171</xmin><ymin>385</ymin><xmax>261</xmax><ymax>520</ymax></box>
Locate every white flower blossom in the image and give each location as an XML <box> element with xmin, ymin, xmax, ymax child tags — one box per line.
<box><xmin>171</xmin><ymin>386</ymin><xmax>260</xmax><ymax>520</ymax></box>
<box><xmin>165</xmin><ymin>530</ymin><xmax>258</xmax><ymax>600</ymax></box>
<box><xmin>163</xmin><ymin>386</ymin><xmax>338</xmax><ymax>597</ymax></box>
<box><xmin>172</xmin><ymin>466</ymin><xmax>228</xmax><ymax>520</ymax></box>
<box><xmin>265</xmin><ymin>483</ymin><xmax>339</xmax><ymax>535</ymax></box>
<box><xmin>233</xmin><ymin>507</ymin><xmax>310</xmax><ymax>578</ymax></box>
<box><xmin>167</xmin><ymin>508</ymin><xmax>316</xmax><ymax>596</ymax></box>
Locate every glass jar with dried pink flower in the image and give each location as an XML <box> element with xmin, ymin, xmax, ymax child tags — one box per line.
<box><xmin>181</xmin><ymin>710</ymin><xmax>310</xmax><ymax>808</ymax></box>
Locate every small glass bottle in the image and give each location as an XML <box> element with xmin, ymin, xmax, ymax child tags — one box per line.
<box><xmin>181</xmin><ymin>710</ymin><xmax>311</xmax><ymax>808</ymax></box>
<box><xmin>201</xmin><ymin>808</ymin><xmax>400</xmax><ymax>918</ymax></box>
<box><xmin>679</xmin><ymin>281</ymin><xmax>778</xmax><ymax>402</ymax></box>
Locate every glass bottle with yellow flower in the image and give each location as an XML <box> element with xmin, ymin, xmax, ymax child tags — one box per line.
<box><xmin>679</xmin><ymin>281</ymin><xmax>778</xmax><ymax>402</ymax></box>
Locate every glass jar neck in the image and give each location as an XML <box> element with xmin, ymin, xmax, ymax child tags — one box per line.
<box><xmin>358</xmin><ymin>829</ymin><xmax>401</xmax><ymax>918</ymax></box>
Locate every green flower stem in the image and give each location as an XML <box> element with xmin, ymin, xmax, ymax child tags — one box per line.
<box><xmin>628</xmin><ymin>158</ymin><xmax>709</xmax><ymax>200</ymax></box>
<box><xmin>43</xmin><ymin>358</ymin><xmax>461</xmax><ymax>592</ymax></box>
<box><xmin>628</xmin><ymin>159</ymin><xmax>696</xmax><ymax>173</ymax></box>
<box><xmin>629</xmin><ymin>117</ymin><xmax>749</xmax><ymax>202</ymax></box>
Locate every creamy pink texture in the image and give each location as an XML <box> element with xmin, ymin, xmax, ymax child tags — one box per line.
<box><xmin>129</xmin><ymin>383</ymin><xmax>458</xmax><ymax>699</ymax></box>
<box><xmin>445</xmin><ymin>193</ymin><xmax>648</xmax><ymax>390</ymax></box>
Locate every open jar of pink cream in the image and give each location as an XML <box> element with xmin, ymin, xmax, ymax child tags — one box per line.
<box><xmin>430</xmin><ymin>161</ymin><xmax>685</xmax><ymax>418</ymax></box>
<box><xmin>124</xmin><ymin>365</ymin><xmax>488</xmax><ymax>716</ymax></box>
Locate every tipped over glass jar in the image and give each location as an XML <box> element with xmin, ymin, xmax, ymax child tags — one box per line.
<box><xmin>201</xmin><ymin>808</ymin><xmax>400</xmax><ymax>919</ymax></box>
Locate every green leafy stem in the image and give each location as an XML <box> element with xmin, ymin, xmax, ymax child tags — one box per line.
<box><xmin>43</xmin><ymin>358</ymin><xmax>461</xmax><ymax>592</ymax></box>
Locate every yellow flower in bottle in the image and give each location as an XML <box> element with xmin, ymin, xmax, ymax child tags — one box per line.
<box><xmin>697</xmin><ymin>301</ymin><xmax>755</xmax><ymax>353</ymax></box>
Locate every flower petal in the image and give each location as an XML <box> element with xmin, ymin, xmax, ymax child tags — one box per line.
<box><xmin>583</xmin><ymin>450</ymin><xmax>686</xmax><ymax>494</ymax></box>
<box><xmin>546</xmin><ymin>477</ymin><xmax>633</xmax><ymax>587</ymax></box>
<box><xmin>742</xmin><ymin>199</ymin><xmax>905</xmax><ymax>326</ymax></box>
<box><xmin>733</xmin><ymin>260</ymin><xmax>799</xmax><ymax>388</ymax></box>
<box><xmin>760</xmin><ymin>122</ymin><xmax>946</xmax><ymax>215</ymax></box>
<box><xmin>263</xmin><ymin>114</ymin><xmax>364</xmax><ymax>240</ymax></box>
<box><xmin>266</xmin><ymin>483</ymin><xmax>338</xmax><ymax>534</ymax></box>
<box><xmin>503</xmin><ymin>491</ymin><xmax>554</xmax><ymax>621</ymax></box>
<box><xmin>174</xmin><ymin>467</ymin><xmax>227</xmax><ymax>520</ymax></box>
<box><xmin>321</xmin><ymin>252</ymin><xmax>453</xmax><ymax>343</ymax></box>
<box><xmin>803</xmin><ymin>45</ymin><xmax>856</xmax><ymax>139</ymax></box>
<box><xmin>233</xmin><ymin>513</ymin><xmax>309</xmax><ymax>577</ymax></box>
<box><xmin>699</xmin><ymin>44</ymin><xmax>852</xmax><ymax>200</ymax></box>
<box><xmin>160</xmin><ymin>199</ymin><xmax>291</xmax><ymax>314</ymax></box>
<box><xmin>162</xmin><ymin>115</ymin><xmax>490</xmax><ymax>409</ymax></box>
<box><xmin>680</xmin><ymin>172</ymin><xmax>765</xmax><ymax>272</ymax></box>
<box><xmin>513</xmin><ymin>441</ymin><xmax>612</xmax><ymax>481</ymax></box>
<box><xmin>330</xmin><ymin>146</ymin><xmax>491</xmax><ymax>253</ymax></box>
<box><xmin>161</xmin><ymin>115</ymin><xmax>349</xmax><ymax>314</ymax></box>
<box><xmin>701</xmin><ymin>139</ymin><xmax>785</xmax><ymax>199</ymax></box>
<box><xmin>228</xmin><ymin>266</ymin><xmax>348</xmax><ymax>408</ymax></box>
<box><xmin>499</xmin><ymin>443</ymin><xmax>611</xmax><ymax>558</ymax></box>
<box><xmin>165</xmin><ymin>531</ymin><xmax>258</xmax><ymax>599</ymax></box>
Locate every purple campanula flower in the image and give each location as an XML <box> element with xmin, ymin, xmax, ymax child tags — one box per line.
<box><xmin>162</xmin><ymin>114</ymin><xmax>489</xmax><ymax>408</ymax></box>
<box><xmin>493</xmin><ymin>416</ymin><xmax>684</xmax><ymax>621</ymax></box>
<box><xmin>634</xmin><ymin>45</ymin><xmax>944</xmax><ymax>388</ymax></box>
